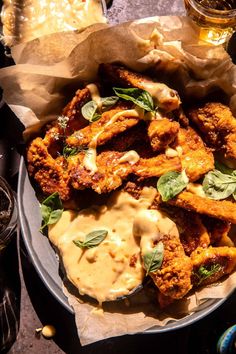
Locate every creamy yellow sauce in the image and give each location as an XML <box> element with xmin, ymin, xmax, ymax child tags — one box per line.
<box><xmin>133</xmin><ymin>209</ymin><xmax>178</xmax><ymax>256</ymax></box>
<box><xmin>119</xmin><ymin>150</ymin><xmax>140</xmax><ymax>165</ymax></box>
<box><xmin>141</xmin><ymin>81</ymin><xmax>180</xmax><ymax>112</ymax></box>
<box><xmin>165</xmin><ymin>146</ymin><xmax>183</xmax><ymax>158</ymax></box>
<box><xmin>49</xmin><ymin>187</ymin><xmax>164</xmax><ymax>303</ymax></box>
<box><xmin>186</xmin><ymin>183</ymin><xmax>206</xmax><ymax>197</ymax></box>
<box><xmin>165</xmin><ymin>147</ymin><xmax>178</xmax><ymax>158</ymax></box>
<box><xmin>1</xmin><ymin>0</ymin><xmax>106</xmax><ymax>46</ymax></box>
<box><xmin>86</xmin><ymin>83</ymin><xmax>102</xmax><ymax>109</ymax></box>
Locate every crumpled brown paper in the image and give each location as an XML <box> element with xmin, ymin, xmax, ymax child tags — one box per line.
<box><xmin>1</xmin><ymin>15</ymin><xmax>236</xmax><ymax>346</ymax></box>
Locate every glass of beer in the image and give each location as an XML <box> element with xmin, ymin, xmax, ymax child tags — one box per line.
<box><xmin>184</xmin><ymin>0</ymin><xmax>236</xmax><ymax>45</ymax></box>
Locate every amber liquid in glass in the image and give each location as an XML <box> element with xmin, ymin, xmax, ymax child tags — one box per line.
<box><xmin>184</xmin><ymin>0</ymin><xmax>236</xmax><ymax>44</ymax></box>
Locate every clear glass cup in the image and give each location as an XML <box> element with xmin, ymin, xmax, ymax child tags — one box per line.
<box><xmin>184</xmin><ymin>0</ymin><xmax>236</xmax><ymax>45</ymax></box>
<box><xmin>0</xmin><ymin>177</ymin><xmax>17</xmax><ymax>251</ymax></box>
<box><xmin>0</xmin><ymin>177</ymin><xmax>18</xmax><ymax>352</ymax></box>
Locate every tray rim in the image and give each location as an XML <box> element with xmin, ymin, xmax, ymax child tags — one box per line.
<box><xmin>18</xmin><ymin>155</ymin><xmax>235</xmax><ymax>335</ymax></box>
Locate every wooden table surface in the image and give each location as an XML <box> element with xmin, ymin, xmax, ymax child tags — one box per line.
<box><xmin>1</xmin><ymin>1</ymin><xmax>236</xmax><ymax>353</ymax></box>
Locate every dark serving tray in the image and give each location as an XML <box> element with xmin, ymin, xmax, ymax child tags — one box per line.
<box><xmin>18</xmin><ymin>156</ymin><xmax>233</xmax><ymax>334</ymax></box>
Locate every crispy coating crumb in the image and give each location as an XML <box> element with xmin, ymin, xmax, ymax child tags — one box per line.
<box><xmin>188</xmin><ymin>102</ymin><xmax>236</xmax><ymax>166</ymax></box>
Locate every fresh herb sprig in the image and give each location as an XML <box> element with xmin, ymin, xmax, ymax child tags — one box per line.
<box><xmin>57</xmin><ymin>115</ymin><xmax>69</xmax><ymax>130</ymax></box>
<box><xmin>81</xmin><ymin>96</ymin><xmax>119</xmax><ymax>122</ymax></box>
<box><xmin>40</xmin><ymin>192</ymin><xmax>64</xmax><ymax>231</ymax></box>
<box><xmin>73</xmin><ymin>230</ymin><xmax>108</xmax><ymax>249</ymax></box>
<box><xmin>113</xmin><ymin>87</ymin><xmax>155</xmax><ymax>112</ymax></box>
<box><xmin>194</xmin><ymin>264</ymin><xmax>222</xmax><ymax>286</ymax></box>
<box><xmin>203</xmin><ymin>166</ymin><xmax>236</xmax><ymax>200</ymax></box>
<box><xmin>62</xmin><ymin>145</ymin><xmax>89</xmax><ymax>158</ymax></box>
<box><xmin>157</xmin><ymin>170</ymin><xmax>189</xmax><ymax>202</ymax></box>
<box><xmin>143</xmin><ymin>242</ymin><xmax>164</xmax><ymax>274</ymax></box>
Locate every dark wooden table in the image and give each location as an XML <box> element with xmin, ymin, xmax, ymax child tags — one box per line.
<box><xmin>1</xmin><ymin>1</ymin><xmax>236</xmax><ymax>353</ymax></box>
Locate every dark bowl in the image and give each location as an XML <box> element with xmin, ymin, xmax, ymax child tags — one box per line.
<box><xmin>18</xmin><ymin>157</ymin><xmax>230</xmax><ymax>333</ymax></box>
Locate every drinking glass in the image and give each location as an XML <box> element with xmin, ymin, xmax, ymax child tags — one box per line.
<box><xmin>184</xmin><ymin>0</ymin><xmax>236</xmax><ymax>45</ymax></box>
<box><xmin>0</xmin><ymin>177</ymin><xmax>18</xmax><ymax>352</ymax></box>
<box><xmin>0</xmin><ymin>177</ymin><xmax>17</xmax><ymax>251</ymax></box>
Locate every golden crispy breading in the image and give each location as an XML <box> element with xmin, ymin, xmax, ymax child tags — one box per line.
<box><xmin>160</xmin><ymin>205</ymin><xmax>210</xmax><ymax>256</ymax></box>
<box><xmin>70</xmin><ymin>151</ymin><xmax>181</xmax><ymax>194</ymax></box>
<box><xmin>150</xmin><ymin>234</ymin><xmax>193</xmax><ymax>299</ymax></box>
<box><xmin>103</xmin><ymin>122</ymin><xmax>146</xmax><ymax>152</ymax></box>
<box><xmin>191</xmin><ymin>246</ymin><xmax>236</xmax><ymax>287</ymax></box>
<box><xmin>99</xmin><ymin>63</ymin><xmax>181</xmax><ymax>112</ymax></box>
<box><xmin>168</xmin><ymin>191</ymin><xmax>236</xmax><ymax>224</ymax></box>
<box><xmin>27</xmin><ymin>130</ymin><xmax>71</xmax><ymax>200</ymax></box>
<box><xmin>133</xmin><ymin>154</ymin><xmax>181</xmax><ymax>179</ymax></box>
<box><xmin>66</xmin><ymin>103</ymin><xmax>139</xmax><ymax>148</ymax></box>
<box><xmin>147</xmin><ymin>119</ymin><xmax>180</xmax><ymax>152</ymax></box>
<box><xmin>188</xmin><ymin>102</ymin><xmax>236</xmax><ymax>165</ymax></box>
<box><xmin>171</xmin><ymin>127</ymin><xmax>214</xmax><ymax>181</ymax></box>
<box><xmin>70</xmin><ymin>151</ymin><xmax>133</xmax><ymax>193</ymax></box>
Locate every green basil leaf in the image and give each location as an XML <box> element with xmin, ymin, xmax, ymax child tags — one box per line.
<box><xmin>81</xmin><ymin>96</ymin><xmax>119</xmax><ymax>122</ymax></box>
<box><xmin>195</xmin><ymin>264</ymin><xmax>222</xmax><ymax>285</ymax></box>
<box><xmin>63</xmin><ymin>145</ymin><xmax>89</xmax><ymax>157</ymax></box>
<box><xmin>101</xmin><ymin>96</ymin><xmax>119</xmax><ymax>111</ymax></box>
<box><xmin>214</xmin><ymin>161</ymin><xmax>235</xmax><ymax>175</ymax></box>
<box><xmin>73</xmin><ymin>229</ymin><xmax>108</xmax><ymax>249</ymax></box>
<box><xmin>90</xmin><ymin>112</ymin><xmax>102</xmax><ymax>122</ymax></box>
<box><xmin>143</xmin><ymin>242</ymin><xmax>164</xmax><ymax>274</ymax></box>
<box><xmin>81</xmin><ymin>100</ymin><xmax>98</xmax><ymax>121</ymax></box>
<box><xmin>157</xmin><ymin>170</ymin><xmax>189</xmax><ymax>202</ymax></box>
<box><xmin>63</xmin><ymin>145</ymin><xmax>79</xmax><ymax>158</ymax></box>
<box><xmin>40</xmin><ymin>192</ymin><xmax>64</xmax><ymax>231</ymax></box>
<box><xmin>113</xmin><ymin>87</ymin><xmax>154</xmax><ymax>112</ymax></box>
<box><xmin>233</xmin><ymin>190</ymin><xmax>236</xmax><ymax>201</ymax></box>
<box><xmin>203</xmin><ymin>170</ymin><xmax>236</xmax><ymax>200</ymax></box>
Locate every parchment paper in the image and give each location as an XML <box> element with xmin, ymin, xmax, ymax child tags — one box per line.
<box><xmin>1</xmin><ymin>16</ymin><xmax>236</xmax><ymax>346</ymax></box>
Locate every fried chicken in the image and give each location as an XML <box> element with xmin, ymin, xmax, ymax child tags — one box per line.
<box><xmin>70</xmin><ymin>150</ymin><xmax>133</xmax><ymax>193</ymax></box>
<box><xmin>160</xmin><ymin>205</ymin><xmax>210</xmax><ymax>256</ymax></box>
<box><xmin>150</xmin><ymin>234</ymin><xmax>193</xmax><ymax>299</ymax></box>
<box><xmin>167</xmin><ymin>191</ymin><xmax>236</xmax><ymax>224</ymax></box>
<box><xmin>99</xmin><ymin>63</ymin><xmax>181</xmax><ymax>112</ymax></box>
<box><xmin>66</xmin><ymin>103</ymin><xmax>140</xmax><ymax>148</ymax></box>
<box><xmin>171</xmin><ymin>127</ymin><xmax>214</xmax><ymax>181</ymax></box>
<box><xmin>103</xmin><ymin>122</ymin><xmax>146</xmax><ymax>152</ymax></box>
<box><xmin>188</xmin><ymin>102</ymin><xmax>236</xmax><ymax>167</ymax></box>
<box><xmin>191</xmin><ymin>246</ymin><xmax>236</xmax><ymax>287</ymax></box>
<box><xmin>147</xmin><ymin>119</ymin><xmax>180</xmax><ymax>152</ymax></box>
<box><xmin>27</xmin><ymin>127</ymin><xmax>72</xmax><ymax>200</ymax></box>
<box><xmin>70</xmin><ymin>151</ymin><xmax>181</xmax><ymax>194</ymax></box>
<box><xmin>133</xmin><ymin>154</ymin><xmax>181</xmax><ymax>179</ymax></box>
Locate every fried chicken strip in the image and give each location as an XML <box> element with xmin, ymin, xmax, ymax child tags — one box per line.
<box><xmin>133</xmin><ymin>154</ymin><xmax>181</xmax><ymax>179</ymax></box>
<box><xmin>27</xmin><ymin>127</ymin><xmax>72</xmax><ymax>200</ymax></box>
<box><xmin>168</xmin><ymin>191</ymin><xmax>236</xmax><ymax>224</ymax></box>
<box><xmin>171</xmin><ymin>127</ymin><xmax>214</xmax><ymax>181</ymax></box>
<box><xmin>150</xmin><ymin>234</ymin><xmax>193</xmax><ymax>299</ymax></box>
<box><xmin>70</xmin><ymin>150</ymin><xmax>181</xmax><ymax>194</ymax></box>
<box><xmin>66</xmin><ymin>103</ymin><xmax>141</xmax><ymax>148</ymax></box>
<box><xmin>191</xmin><ymin>246</ymin><xmax>236</xmax><ymax>287</ymax></box>
<box><xmin>147</xmin><ymin>119</ymin><xmax>180</xmax><ymax>152</ymax></box>
<box><xmin>99</xmin><ymin>63</ymin><xmax>181</xmax><ymax>112</ymax></box>
<box><xmin>188</xmin><ymin>102</ymin><xmax>236</xmax><ymax>166</ymax></box>
<box><xmin>159</xmin><ymin>205</ymin><xmax>210</xmax><ymax>256</ymax></box>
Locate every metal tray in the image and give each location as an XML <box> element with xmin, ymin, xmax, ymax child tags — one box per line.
<box><xmin>18</xmin><ymin>156</ymin><xmax>231</xmax><ymax>333</ymax></box>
